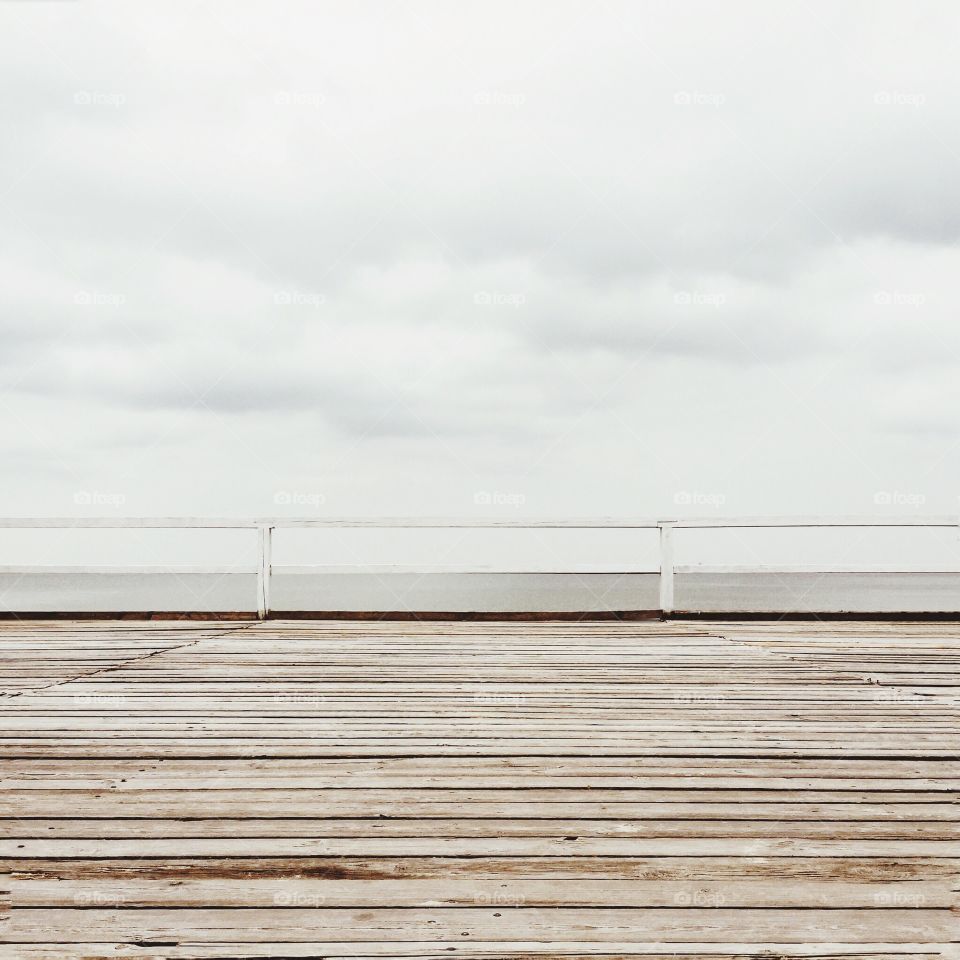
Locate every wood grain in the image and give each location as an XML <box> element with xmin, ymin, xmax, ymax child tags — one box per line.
<box><xmin>2</xmin><ymin>618</ymin><xmax>958</xmax><ymax>959</ymax></box>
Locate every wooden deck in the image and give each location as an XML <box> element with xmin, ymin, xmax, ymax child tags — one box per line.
<box><xmin>2</xmin><ymin>618</ymin><xmax>958</xmax><ymax>959</ymax></box>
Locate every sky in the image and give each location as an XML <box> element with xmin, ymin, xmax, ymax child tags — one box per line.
<box><xmin>2</xmin><ymin>0</ymin><xmax>960</xmax><ymax>528</ymax></box>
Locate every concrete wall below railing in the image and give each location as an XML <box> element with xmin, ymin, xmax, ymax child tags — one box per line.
<box><xmin>2</xmin><ymin>570</ymin><xmax>960</xmax><ymax>614</ymax></box>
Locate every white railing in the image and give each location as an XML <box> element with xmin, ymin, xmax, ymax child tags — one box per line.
<box><xmin>0</xmin><ymin>516</ymin><xmax>958</xmax><ymax>617</ymax></box>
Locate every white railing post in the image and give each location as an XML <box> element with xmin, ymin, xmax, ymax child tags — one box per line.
<box><xmin>658</xmin><ymin>520</ymin><xmax>676</xmax><ymax>616</ymax></box>
<box><xmin>256</xmin><ymin>525</ymin><xmax>273</xmax><ymax>619</ymax></box>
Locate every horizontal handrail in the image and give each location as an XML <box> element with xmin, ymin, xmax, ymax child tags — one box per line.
<box><xmin>1</xmin><ymin>517</ymin><xmax>957</xmax><ymax>618</ymax></box>
<box><xmin>4</xmin><ymin>564</ymin><xmax>958</xmax><ymax>575</ymax></box>
<box><xmin>0</xmin><ymin>515</ymin><xmax>957</xmax><ymax>528</ymax></box>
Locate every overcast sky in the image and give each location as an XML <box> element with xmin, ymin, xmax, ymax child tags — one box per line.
<box><xmin>2</xmin><ymin>0</ymin><xmax>959</xmax><ymax>522</ymax></box>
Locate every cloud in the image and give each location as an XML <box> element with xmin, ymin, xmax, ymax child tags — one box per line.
<box><xmin>1</xmin><ymin>0</ymin><xmax>959</xmax><ymax>516</ymax></box>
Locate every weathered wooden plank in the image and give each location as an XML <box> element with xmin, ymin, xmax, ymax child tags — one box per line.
<box><xmin>13</xmin><ymin>855</ymin><xmax>957</xmax><ymax>881</ymax></box>
<box><xmin>13</xmin><ymin>875</ymin><xmax>954</xmax><ymax>908</ymax></box>
<box><xmin>6</xmin><ymin>837</ymin><xmax>960</xmax><ymax>856</ymax></box>
<box><xmin>2</xmin><ymin>618</ymin><xmax>958</xmax><ymax>957</ymax></box>
<box><xmin>7</xmin><ymin>817</ymin><xmax>960</xmax><ymax>840</ymax></box>
<box><xmin>3</xmin><ymin>744</ymin><xmax>955</xmax><ymax>759</ymax></box>
<box><xmin>7</xmin><ymin>795</ymin><xmax>959</xmax><ymax>818</ymax></box>
<box><xmin>7</xmin><ymin>906</ymin><xmax>958</xmax><ymax>942</ymax></box>
<box><xmin>9</xmin><ymin>945</ymin><xmax>959</xmax><ymax>960</ymax></box>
